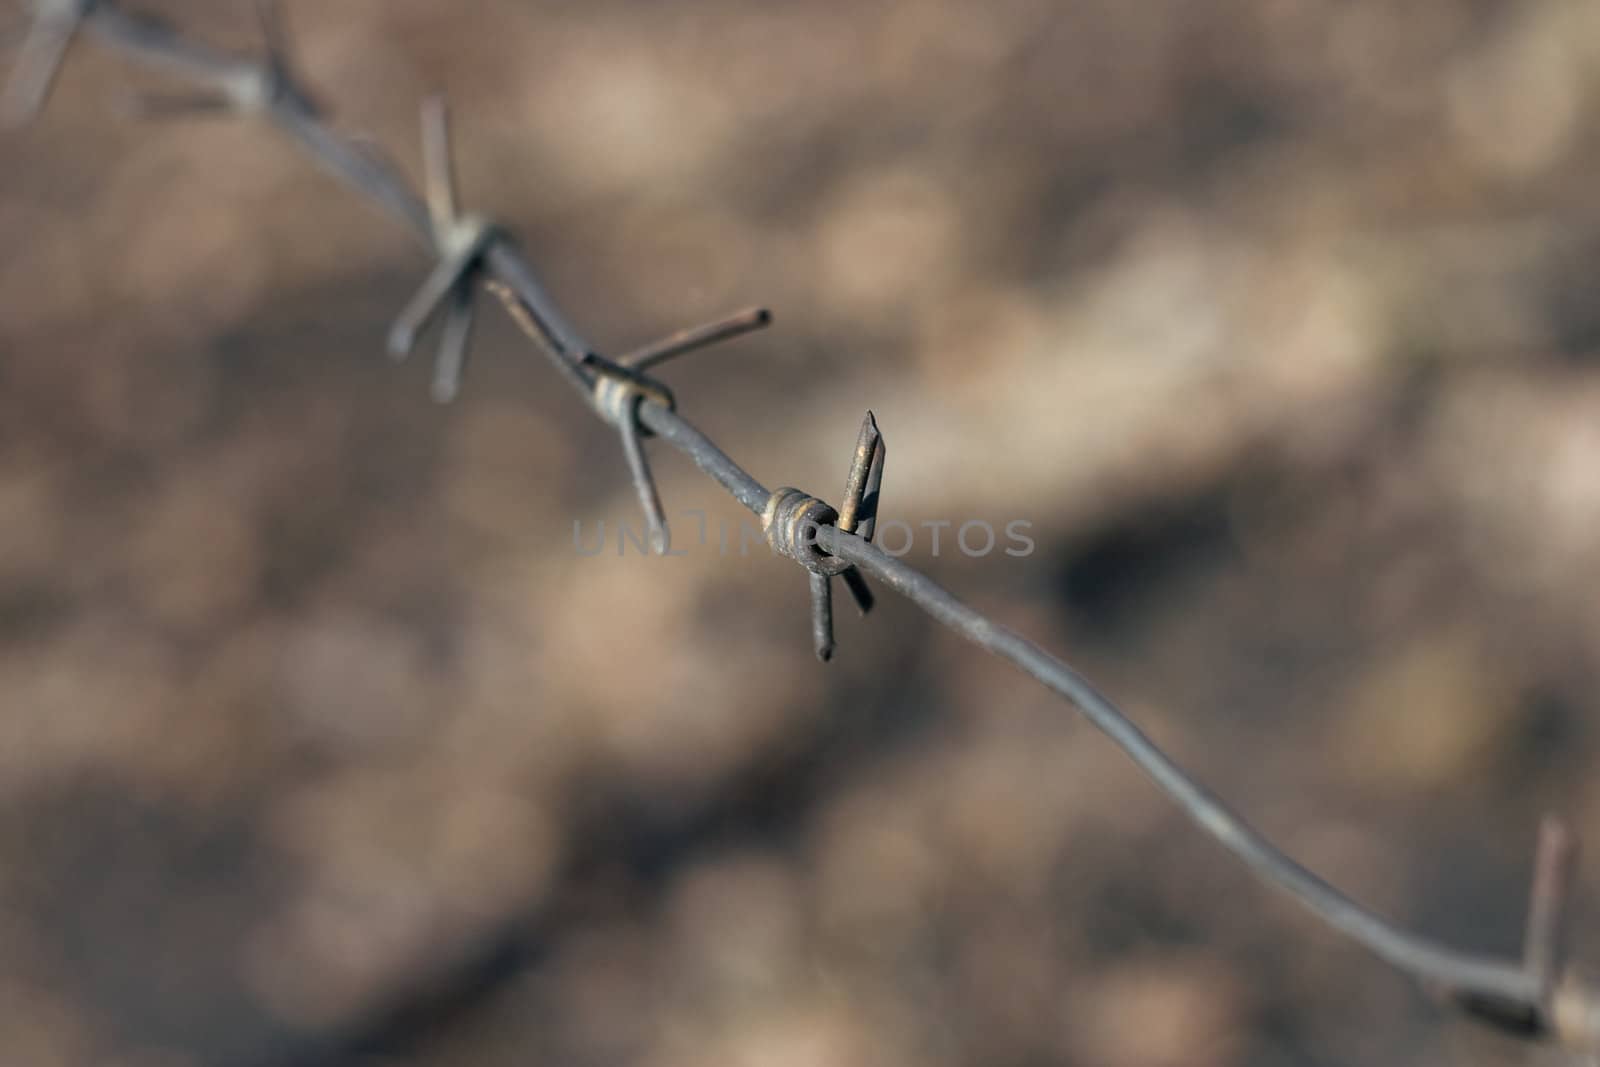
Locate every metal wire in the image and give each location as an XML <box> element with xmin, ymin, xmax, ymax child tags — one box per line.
<box><xmin>6</xmin><ymin>0</ymin><xmax>1595</xmax><ymax>1052</ymax></box>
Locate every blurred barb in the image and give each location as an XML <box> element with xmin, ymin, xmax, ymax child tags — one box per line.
<box><xmin>0</xmin><ymin>0</ymin><xmax>91</xmax><ymax>125</ymax></box>
<box><xmin>13</xmin><ymin>0</ymin><xmax>1597</xmax><ymax>1054</ymax></box>
<box><xmin>387</xmin><ymin>95</ymin><xmax>497</xmax><ymax>405</ymax></box>
<box><xmin>1527</xmin><ymin>817</ymin><xmax>1580</xmax><ymax>990</ymax></box>
<box><xmin>618</xmin><ymin>306</ymin><xmax>772</xmax><ymax>371</ymax></box>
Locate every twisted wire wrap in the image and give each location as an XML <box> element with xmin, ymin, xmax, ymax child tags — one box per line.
<box><xmin>763</xmin><ymin>487</ymin><xmax>851</xmax><ymax>576</ymax></box>
<box><xmin>592</xmin><ymin>368</ymin><xmax>674</xmax><ymax>432</ymax></box>
<box><xmin>437</xmin><ymin>215</ymin><xmax>497</xmax><ymax>261</ymax></box>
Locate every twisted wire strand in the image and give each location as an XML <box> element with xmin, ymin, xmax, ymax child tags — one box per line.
<box><xmin>10</xmin><ymin>1</ymin><xmax>1596</xmax><ymax>1050</ymax></box>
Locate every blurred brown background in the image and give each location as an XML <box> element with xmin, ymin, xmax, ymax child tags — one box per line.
<box><xmin>4</xmin><ymin>1</ymin><xmax>1600</xmax><ymax>1064</ymax></box>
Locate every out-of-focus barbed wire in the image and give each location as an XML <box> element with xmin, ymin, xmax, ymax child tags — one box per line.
<box><xmin>5</xmin><ymin>0</ymin><xmax>1597</xmax><ymax>1055</ymax></box>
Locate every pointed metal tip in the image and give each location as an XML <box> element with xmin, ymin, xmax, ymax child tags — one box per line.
<box><xmin>620</xmin><ymin>305</ymin><xmax>775</xmax><ymax>370</ymax></box>
<box><xmin>420</xmin><ymin>92</ymin><xmax>459</xmax><ymax>235</ymax></box>
<box><xmin>420</xmin><ymin>93</ymin><xmax>449</xmax><ymax>142</ymax></box>
<box><xmin>429</xmin><ymin>281</ymin><xmax>475</xmax><ymax>402</ymax></box>
<box><xmin>808</xmin><ymin>571</ymin><xmax>835</xmax><ymax>663</ymax></box>
<box><xmin>1532</xmin><ymin>813</ymin><xmax>1579</xmax><ymax>892</ymax></box>
<box><xmin>1540</xmin><ymin>813</ymin><xmax>1576</xmax><ymax>848</ymax></box>
<box><xmin>838</xmin><ymin>412</ymin><xmax>885</xmax><ymax>536</ymax></box>
<box><xmin>1526</xmin><ymin>812</ymin><xmax>1582</xmax><ymax>988</ymax></box>
<box><xmin>386</xmin><ymin>324</ymin><xmax>417</xmax><ymax>361</ymax></box>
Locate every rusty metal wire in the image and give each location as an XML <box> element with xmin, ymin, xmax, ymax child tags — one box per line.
<box><xmin>6</xmin><ymin>0</ymin><xmax>1597</xmax><ymax>1054</ymax></box>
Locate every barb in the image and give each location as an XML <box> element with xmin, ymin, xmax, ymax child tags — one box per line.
<box><xmin>387</xmin><ymin>94</ymin><xmax>500</xmax><ymax>407</ymax></box>
<box><xmin>591</xmin><ymin>358</ymin><xmax>676</xmax><ymax>555</ymax></box>
<box><xmin>1</xmin><ymin>0</ymin><xmax>92</xmax><ymax>125</ymax></box>
<box><xmin>1527</xmin><ymin>817</ymin><xmax>1580</xmax><ymax>990</ymax></box>
<box><xmin>8</xmin><ymin>1</ymin><xmax>1597</xmax><ymax>1054</ymax></box>
<box><xmin>619</xmin><ymin>306</ymin><xmax>772</xmax><ymax>371</ymax></box>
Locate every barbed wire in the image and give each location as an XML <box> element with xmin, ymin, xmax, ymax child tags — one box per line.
<box><xmin>5</xmin><ymin>0</ymin><xmax>1597</xmax><ymax>1055</ymax></box>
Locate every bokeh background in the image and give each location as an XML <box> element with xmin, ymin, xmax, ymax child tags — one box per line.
<box><xmin>4</xmin><ymin>1</ymin><xmax>1600</xmax><ymax>1063</ymax></box>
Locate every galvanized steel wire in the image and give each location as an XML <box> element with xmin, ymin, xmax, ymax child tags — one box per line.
<box><xmin>5</xmin><ymin>0</ymin><xmax>1596</xmax><ymax>1052</ymax></box>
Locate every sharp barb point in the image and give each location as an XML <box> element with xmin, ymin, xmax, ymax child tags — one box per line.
<box><xmin>838</xmin><ymin>410</ymin><xmax>884</xmax><ymax>535</ymax></box>
<box><xmin>858</xmin><ymin>425</ymin><xmax>885</xmax><ymax>543</ymax></box>
<box><xmin>420</xmin><ymin>93</ymin><xmax>457</xmax><ymax>235</ymax></box>
<box><xmin>1526</xmin><ymin>815</ymin><xmax>1581</xmax><ymax>989</ymax></box>
<box><xmin>621</xmin><ymin>306</ymin><xmax>773</xmax><ymax>371</ymax></box>
<box><xmin>386</xmin><ymin>320</ymin><xmax>417</xmax><ymax>361</ymax></box>
<box><xmin>430</xmin><ymin>281</ymin><xmax>475</xmax><ymax>403</ymax></box>
<box><xmin>387</xmin><ymin>338</ymin><xmax>415</xmax><ymax>363</ymax></box>
<box><xmin>810</xmin><ymin>572</ymin><xmax>835</xmax><ymax>662</ymax></box>
<box><xmin>618</xmin><ymin>408</ymin><xmax>669</xmax><ymax>556</ymax></box>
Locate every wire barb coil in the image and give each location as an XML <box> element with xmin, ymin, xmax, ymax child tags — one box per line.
<box><xmin>761</xmin><ymin>412</ymin><xmax>885</xmax><ymax>660</ymax></box>
<box><xmin>763</xmin><ymin>488</ymin><xmax>850</xmax><ymax>576</ymax></box>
